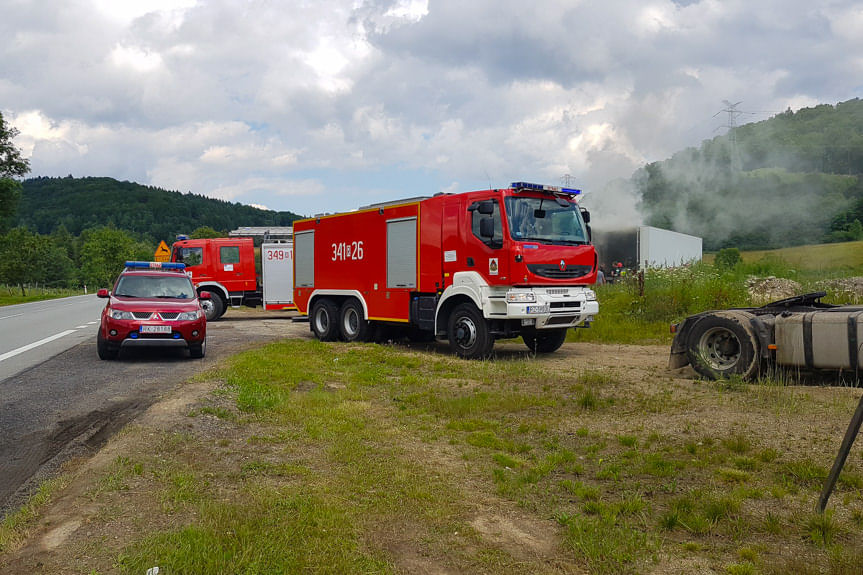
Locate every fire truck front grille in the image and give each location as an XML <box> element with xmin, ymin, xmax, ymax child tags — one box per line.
<box><xmin>550</xmin><ymin>302</ymin><xmax>581</xmax><ymax>310</ymax></box>
<box><xmin>547</xmin><ymin>315</ymin><xmax>577</xmax><ymax>325</ymax></box>
<box><xmin>528</xmin><ymin>264</ymin><xmax>592</xmax><ymax>279</ymax></box>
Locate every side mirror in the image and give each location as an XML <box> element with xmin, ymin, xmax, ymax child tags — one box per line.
<box><xmin>97</xmin><ymin>288</ymin><xmax>110</xmax><ymax>298</ymax></box>
<box><xmin>479</xmin><ymin>217</ymin><xmax>495</xmax><ymax>239</ymax></box>
<box><xmin>580</xmin><ymin>208</ymin><xmax>591</xmax><ymax>223</ymax></box>
<box><xmin>477</xmin><ymin>200</ymin><xmax>495</xmax><ymax>215</ymax></box>
<box><xmin>534</xmin><ymin>209</ymin><xmax>546</xmax><ymax>219</ymax></box>
<box><xmin>199</xmin><ymin>291</ymin><xmax>212</xmax><ymax>300</ymax></box>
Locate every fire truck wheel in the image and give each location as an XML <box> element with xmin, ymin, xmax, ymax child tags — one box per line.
<box><xmin>340</xmin><ymin>299</ymin><xmax>372</xmax><ymax>342</ymax></box>
<box><xmin>97</xmin><ymin>332</ymin><xmax>118</xmax><ymax>360</ymax></box>
<box><xmin>685</xmin><ymin>314</ymin><xmax>760</xmax><ymax>381</ymax></box>
<box><xmin>311</xmin><ymin>298</ymin><xmax>340</xmax><ymax>341</ymax></box>
<box><xmin>448</xmin><ymin>303</ymin><xmax>494</xmax><ymax>359</ymax></box>
<box><xmin>522</xmin><ymin>328</ymin><xmax>568</xmax><ymax>354</ymax></box>
<box><xmin>200</xmin><ymin>290</ymin><xmax>224</xmax><ymax>322</ymax></box>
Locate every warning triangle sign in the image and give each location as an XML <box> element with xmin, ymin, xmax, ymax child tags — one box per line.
<box><xmin>154</xmin><ymin>241</ymin><xmax>171</xmax><ymax>262</ymax></box>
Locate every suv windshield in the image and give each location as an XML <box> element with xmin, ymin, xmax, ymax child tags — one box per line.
<box><xmin>504</xmin><ymin>196</ymin><xmax>588</xmax><ymax>245</ymax></box>
<box><xmin>114</xmin><ymin>275</ymin><xmax>195</xmax><ymax>299</ymax></box>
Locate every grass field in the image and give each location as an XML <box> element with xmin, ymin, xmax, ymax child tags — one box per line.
<box><xmin>2</xmin><ymin>339</ymin><xmax>862</xmax><ymax>574</ymax></box>
<box><xmin>0</xmin><ymin>286</ymin><xmax>85</xmax><ymax>306</ymax></box>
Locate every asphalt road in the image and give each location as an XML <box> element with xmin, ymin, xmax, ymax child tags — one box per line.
<box><xmin>0</xmin><ymin>301</ymin><xmax>300</xmax><ymax>517</ymax></box>
<box><xmin>0</xmin><ymin>295</ymin><xmax>106</xmax><ymax>383</ymax></box>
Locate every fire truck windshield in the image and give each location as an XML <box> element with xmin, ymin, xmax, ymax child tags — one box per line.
<box><xmin>504</xmin><ymin>196</ymin><xmax>588</xmax><ymax>245</ymax></box>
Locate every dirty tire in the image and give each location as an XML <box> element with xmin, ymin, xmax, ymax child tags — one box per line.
<box><xmin>97</xmin><ymin>332</ymin><xmax>118</xmax><ymax>360</ymax></box>
<box><xmin>189</xmin><ymin>337</ymin><xmax>206</xmax><ymax>358</ymax></box>
<box><xmin>448</xmin><ymin>303</ymin><xmax>494</xmax><ymax>359</ymax></box>
<box><xmin>200</xmin><ymin>290</ymin><xmax>224</xmax><ymax>322</ymax></box>
<box><xmin>311</xmin><ymin>298</ymin><xmax>340</xmax><ymax>341</ymax></box>
<box><xmin>685</xmin><ymin>314</ymin><xmax>760</xmax><ymax>380</ymax></box>
<box><xmin>339</xmin><ymin>299</ymin><xmax>372</xmax><ymax>342</ymax></box>
<box><xmin>523</xmin><ymin>328</ymin><xmax>568</xmax><ymax>354</ymax></box>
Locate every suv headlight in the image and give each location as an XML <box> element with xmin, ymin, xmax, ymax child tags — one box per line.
<box><xmin>507</xmin><ymin>291</ymin><xmax>536</xmax><ymax>303</ymax></box>
<box><xmin>109</xmin><ymin>309</ymin><xmax>134</xmax><ymax>320</ymax></box>
<box><xmin>176</xmin><ymin>310</ymin><xmax>201</xmax><ymax>321</ymax></box>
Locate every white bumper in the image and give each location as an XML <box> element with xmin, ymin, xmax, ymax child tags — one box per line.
<box><xmin>485</xmin><ymin>286</ymin><xmax>599</xmax><ymax>329</ymax></box>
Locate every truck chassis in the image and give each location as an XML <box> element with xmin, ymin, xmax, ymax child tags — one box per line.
<box><xmin>670</xmin><ymin>292</ymin><xmax>863</xmax><ymax>380</ymax></box>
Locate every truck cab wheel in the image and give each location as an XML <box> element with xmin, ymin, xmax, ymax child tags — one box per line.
<box><xmin>312</xmin><ymin>299</ymin><xmax>340</xmax><ymax>341</ymax></box>
<box><xmin>340</xmin><ymin>299</ymin><xmax>372</xmax><ymax>342</ymax></box>
<box><xmin>686</xmin><ymin>314</ymin><xmax>760</xmax><ymax>380</ymax></box>
<box><xmin>200</xmin><ymin>291</ymin><xmax>224</xmax><ymax>321</ymax></box>
<box><xmin>523</xmin><ymin>328</ymin><xmax>568</xmax><ymax>354</ymax></box>
<box><xmin>448</xmin><ymin>303</ymin><xmax>494</xmax><ymax>359</ymax></box>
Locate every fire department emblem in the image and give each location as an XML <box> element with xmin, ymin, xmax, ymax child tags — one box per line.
<box><xmin>489</xmin><ymin>258</ymin><xmax>499</xmax><ymax>275</ymax></box>
<box><xmin>559</xmin><ymin>259</ymin><xmax>567</xmax><ymax>272</ymax></box>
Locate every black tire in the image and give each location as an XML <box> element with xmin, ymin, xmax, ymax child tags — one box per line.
<box><xmin>448</xmin><ymin>303</ymin><xmax>494</xmax><ymax>359</ymax></box>
<box><xmin>523</xmin><ymin>328</ymin><xmax>568</xmax><ymax>354</ymax></box>
<box><xmin>189</xmin><ymin>337</ymin><xmax>206</xmax><ymax>358</ymax></box>
<box><xmin>200</xmin><ymin>290</ymin><xmax>224</xmax><ymax>322</ymax></box>
<box><xmin>685</xmin><ymin>314</ymin><xmax>760</xmax><ymax>380</ymax></box>
<box><xmin>97</xmin><ymin>332</ymin><xmax>118</xmax><ymax>360</ymax></box>
<box><xmin>311</xmin><ymin>298</ymin><xmax>340</xmax><ymax>341</ymax></box>
<box><xmin>339</xmin><ymin>299</ymin><xmax>372</xmax><ymax>342</ymax></box>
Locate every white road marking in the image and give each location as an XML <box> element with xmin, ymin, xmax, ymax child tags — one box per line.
<box><xmin>0</xmin><ymin>330</ymin><xmax>78</xmax><ymax>363</ymax></box>
<box><xmin>76</xmin><ymin>325</ymin><xmax>88</xmax><ymax>329</ymax></box>
<box><xmin>0</xmin><ymin>313</ymin><xmax>24</xmax><ymax>321</ymax></box>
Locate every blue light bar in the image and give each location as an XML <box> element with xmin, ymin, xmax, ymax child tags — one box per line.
<box><xmin>511</xmin><ymin>181</ymin><xmax>582</xmax><ymax>196</ymax></box>
<box><xmin>124</xmin><ymin>261</ymin><xmax>186</xmax><ymax>270</ymax></box>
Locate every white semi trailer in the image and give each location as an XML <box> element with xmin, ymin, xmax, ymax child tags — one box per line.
<box><xmin>594</xmin><ymin>226</ymin><xmax>702</xmax><ymax>271</ymax></box>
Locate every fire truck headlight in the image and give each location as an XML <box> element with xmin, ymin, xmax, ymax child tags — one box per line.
<box><xmin>507</xmin><ymin>292</ymin><xmax>536</xmax><ymax>303</ymax></box>
<box><xmin>109</xmin><ymin>309</ymin><xmax>134</xmax><ymax>320</ymax></box>
<box><xmin>584</xmin><ymin>289</ymin><xmax>597</xmax><ymax>301</ymax></box>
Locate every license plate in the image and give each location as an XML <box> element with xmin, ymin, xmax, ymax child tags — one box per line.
<box><xmin>526</xmin><ymin>305</ymin><xmax>549</xmax><ymax>314</ymax></box>
<box><xmin>141</xmin><ymin>325</ymin><xmax>171</xmax><ymax>334</ymax></box>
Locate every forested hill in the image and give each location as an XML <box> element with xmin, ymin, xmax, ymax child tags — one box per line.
<box><xmin>635</xmin><ymin>98</ymin><xmax>863</xmax><ymax>251</ymax></box>
<box><xmin>15</xmin><ymin>176</ymin><xmax>302</xmax><ymax>242</ymax></box>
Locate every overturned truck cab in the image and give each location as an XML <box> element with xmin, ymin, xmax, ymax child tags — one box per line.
<box><xmin>670</xmin><ymin>292</ymin><xmax>863</xmax><ymax>380</ymax></box>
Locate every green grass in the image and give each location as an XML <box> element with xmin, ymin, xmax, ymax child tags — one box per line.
<box><xmin>577</xmin><ymin>241</ymin><xmax>863</xmax><ymax>344</ymax></box>
<box><xmin>0</xmin><ymin>286</ymin><xmax>85</xmax><ymax>306</ymax></box>
<box><xmin>7</xmin><ymin>333</ymin><xmax>863</xmax><ymax>573</ymax></box>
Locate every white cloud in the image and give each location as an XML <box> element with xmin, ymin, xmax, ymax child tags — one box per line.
<box><xmin>1</xmin><ymin>0</ymin><xmax>861</xmax><ymax>219</ymax></box>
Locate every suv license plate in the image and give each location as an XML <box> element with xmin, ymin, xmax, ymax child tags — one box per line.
<box><xmin>141</xmin><ymin>325</ymin><xmax>172</xmax><ymax>334</ymax></box>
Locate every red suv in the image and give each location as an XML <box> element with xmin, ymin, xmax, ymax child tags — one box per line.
<box><xmin>97</xmin><ymin>261</ymin><xmax>209</xmax><ymax>360</ymax></box>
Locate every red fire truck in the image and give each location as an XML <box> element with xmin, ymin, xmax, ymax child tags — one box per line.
<box><xmin>292</xmin><ymin>182</ymin><xmax>599</xmax><ymax>358</ymax></box>
<box><xmin>171</xmin><ymin>237</ymin><xmax>294</xmax><ymax>320</ymax></box>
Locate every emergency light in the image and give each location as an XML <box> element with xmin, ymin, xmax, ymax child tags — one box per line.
<box><xmin>511</xmin><ymin>182</ymin><xmax>582</xmax><ymax>196</ymax></box>
<box><xmin>124</xmin><ymin>261</ymin><xmax>186</xmax><ymax>271</ymax></box>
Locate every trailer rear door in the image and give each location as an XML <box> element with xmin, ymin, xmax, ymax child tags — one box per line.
<box><xmin>262</xmin><ymin>243</ymin><xmax>294</xmax><ymax>309</ymax></box>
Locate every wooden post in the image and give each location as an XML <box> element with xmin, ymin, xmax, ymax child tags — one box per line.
<box><xmin>818</xmin><ymin>390</ymin><xmax>863</xmax><ymax>513</ymax></box>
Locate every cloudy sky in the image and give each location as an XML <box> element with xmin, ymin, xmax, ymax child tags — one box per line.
<box><xmin>2</xmin><ymin>0</ymin><xmax>861</xmax><ymax>222</ymax></box>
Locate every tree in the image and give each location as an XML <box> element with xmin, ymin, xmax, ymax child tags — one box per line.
<box><xmin>0</xmin><ymin>228</ymin><xmax>74</xmax><ymax>295</ymax></box>
<box><xmin>0</xmin><ymin>112</ymin><xmax>30</xmax><ymax>230</ymax></box>
<box><xmin>0</xmin><ymin>112</ymin><xmax>29</xmax><ymax>178</ymax></box>
<box><xmin>190</xmin><ymin>225</ymin><xmax>223</xmax><ymax>239</ymax></box>
<box><xmin>79</xmin><ymin>227</ymin><xmax>153</xmax><ymax>289</ymax></box>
